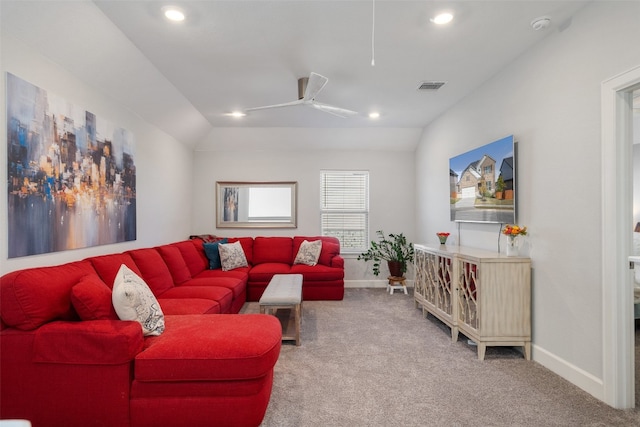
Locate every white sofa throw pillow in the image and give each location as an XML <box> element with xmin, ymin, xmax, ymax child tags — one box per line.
<box><xmin>219</xmin><ymin>241</ymin><xmax>249</xmax><ymax>271</ymax></box>
<box><xmin>294</xmin><ymin>240</ymin><xmax>322</xmax><ymax>266</ymax></box>
<box><xmin>112</xmin><ymin>264</ymin><xmax>165</xmax><ymax>336</ymax></box>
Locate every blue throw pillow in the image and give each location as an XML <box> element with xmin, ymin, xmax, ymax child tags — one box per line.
<box><xmin>203</xmin><ymin>238</ymin><xmax>228</xmax><ymax>269</ymax></box>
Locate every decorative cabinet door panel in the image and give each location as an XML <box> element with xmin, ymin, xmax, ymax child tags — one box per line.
<box><xmin>413</xmin><ymin>248</ymin><xmax>428</xmax><ymax>304</ymax></box>
<box><xmin>457</xmin><ymin>259</ymin><xmax>479</xmax><ymax>331</ymax></box>
<box><xmin>426</xmin><ymin>252</ymin><xmax>454</xmax><ymax>316</ymax></box>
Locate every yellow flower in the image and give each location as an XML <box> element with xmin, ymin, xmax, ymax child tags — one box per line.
<box><xmin>503</xmin><ymin>224</ymin><xmax>527</xmax><ymax>236</ymax></box>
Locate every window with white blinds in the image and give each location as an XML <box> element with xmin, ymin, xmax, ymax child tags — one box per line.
<box><xmin>320</xmin><ymin>170</ymin><xmax>369</xmax><ymax>252</ymax></box>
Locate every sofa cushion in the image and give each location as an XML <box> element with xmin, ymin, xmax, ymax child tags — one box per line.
<box><xmin>253</xmin><ymin>237</ymin><xmax>293</xmax><ymax>265</ymax></box>
<box><xmin>127</xmin><ymin>248</ymin><xmax>175</xmax><ymax>296</ymax></box>
<box><xmin>193</xmin><ymin>267</ymin><xmax>249</xmax><ymax>282</ymax></box>
<box><xmin>71</xmin><ymin>275</ymin><xmax>118</xmax><ymax>320</ymax></box>
<box><xmin>33</xmin><ymin>320</ymin><xmax>144</xmax><ymax>365</ymax></box>
<box><xmin>112</xmin><ymin>265</ymin><xmax>165</xmax><ymax>336</ymax></box>
<box><xmin>135</xmin><ymin>314</ymin><xmax>282</xmax><ymax>382</ymax></box>
<box><xmin>181</xmin><ymin>275</ymin><xmax>246</xmax><ymax>299</ymax></box>
<box><xmin>219</xmin><ymin>241</ymin><xmax>249</xmax><ymax>271</ymax></box>
<box><xmin>156</xmin><ymin>245</ymin><xmax>192</xmax><ymax>284</ymax></box>
<box><xmin>172</xmin><ymin>240</ymin><xmax>209</xmax><ymax>277</ymax></box>
<box><xmin>89</xmin><ymin>253</ymin><xmax>143</xmax><ymax>289</ymax></box>
<box><xmin>293</xmin><ymin>239</ymin><xmax>322</xmax><ymax>266</ymax></box>
<box><xmin>0</xmin><ymin>260</ymin><xmax>95</xmax><ymax>330</ymax></box>
<box><xmin>289</xmin><ymin>263</ymin><xmax>345</xmax><ymax>281</ymax></box>
<box><xmin>203</xmin><ymin>238</ymin><xmax>228</xmax><ymax>269</ymax></box>
<box><xmin>157</xmin><ymin>298</ymin><xmax>220</xmax><ymax>315</ymax></box>
<box><xmin>248</xmin><ymin>263</ymin><xmax>292</xmax><ymax>283</ymax></box>
<box><xmin>158</xmin><ymin>286</ymin><xmax>234</xmax><ymax>314</ymax></box>
<box><xmin>319</xmin><ymin>241</ymin><xmax>341</xmax><ymax>266</ymax></box>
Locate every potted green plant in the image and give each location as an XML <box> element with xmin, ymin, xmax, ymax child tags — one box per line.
<box><xmin>358</xmin><ymin>230</ymin><xmax>414</xmax><ymax>277</ymax></box>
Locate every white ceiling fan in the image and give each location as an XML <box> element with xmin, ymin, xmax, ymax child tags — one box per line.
<box><xmin>245</xmin><ymin>72</ymin><xmax>358</xmax><ymax>118</ymax></box>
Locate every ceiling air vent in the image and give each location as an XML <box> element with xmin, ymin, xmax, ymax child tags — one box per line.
<box><xmin>417</xmin><ymin>81</ymin><xmax>446</xmax><ymax>91</ymax></box>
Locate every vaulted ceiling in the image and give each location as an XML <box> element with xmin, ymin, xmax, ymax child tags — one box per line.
<box><xmin>1</xmin><ymin>1</ymin><xmax>589</xmax><ymax>149</ymax></box>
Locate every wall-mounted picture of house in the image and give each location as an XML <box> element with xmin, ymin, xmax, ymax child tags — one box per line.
<box><xmin>449</xmin><ymin>135</ymin><xmax>516</xmax><ymax>223</ymax></box>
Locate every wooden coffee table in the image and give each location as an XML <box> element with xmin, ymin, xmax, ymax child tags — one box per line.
<box><xmin>259</xmin><ymin>274</ymin><xmax>303</xmax><ymax>346</ymax></box>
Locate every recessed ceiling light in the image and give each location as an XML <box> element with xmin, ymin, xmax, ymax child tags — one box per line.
<box><xmin>162</xmin><ymin>6</ymin><xmax>185</xmax><ymax>22</ymax></box>
<box><xmin>431</xmin><ymin>12</ymin><xmax>453</xmax><ymax>25</ymax></box>
<box><xmin>369</xmin><ymin>112</ymin><xmax>380</xmax><ymax>119</ymax></box>
<box><xmin>226</xmin><ymin>111</ymin><xmax>246</xmax><ymax>118</ymax></box>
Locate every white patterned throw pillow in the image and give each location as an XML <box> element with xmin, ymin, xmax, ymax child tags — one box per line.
<box><xmin>112</xmin><ymin>264</ymin><xmax>165</xmax><ymax>336</ymax></box>
<box><xmin>294</xmin><ymin>240</ymin><xmax>322</xmax><ymax>266</ymax></box>
<box><xmin>219</xmin><ymin>241</ymin><xmax>249</xmax><ymax>271</ymax></box>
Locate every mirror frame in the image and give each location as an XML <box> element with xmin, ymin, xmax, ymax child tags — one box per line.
<box><xmin>215</xmin><ymin>181</ymin><xmax>297</xmax><ymax>229</ymax></box>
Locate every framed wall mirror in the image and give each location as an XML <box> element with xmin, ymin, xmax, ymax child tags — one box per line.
<box><xmin>216</xmin><ymin>181</ymin><xmax>297</xmax><ymax>228</ymax></box>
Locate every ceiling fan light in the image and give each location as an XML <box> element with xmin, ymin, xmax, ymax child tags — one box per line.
<box><xmin>431</xmin><ymin>12</ymin><xmax>453</xmax><ymax>25</ymax></box>
<box><xmin>226</xmin><ymin>111</ymin><xmax>246</xmax><ymax>118</ymax></box>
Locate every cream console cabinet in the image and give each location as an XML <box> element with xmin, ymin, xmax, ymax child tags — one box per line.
<box><xmin>414</xmin><ymin>244</ymin><xmax>531</xmax><ymax>360</ymax></box>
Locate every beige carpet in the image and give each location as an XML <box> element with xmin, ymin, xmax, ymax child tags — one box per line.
<box><xmin>242</xmin><ymin>288</ymin><xmax>640</xmax><ymax>426</ymax></box>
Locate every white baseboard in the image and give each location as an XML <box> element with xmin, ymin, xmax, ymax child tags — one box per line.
<box><xmin>533</xmin><ymin>344</ymin><xmax>604</xmax><ymax>402</ymax></box>
<box><xmin>344</xmin><ymin>279</ymin><xmax>414</xmax><ymax>289</ymax></box>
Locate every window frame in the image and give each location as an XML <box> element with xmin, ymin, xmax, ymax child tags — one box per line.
<box><xmin>319</xmin><ymin>170</ymin><xmax>369</xmax><ymax>254</ymax></box>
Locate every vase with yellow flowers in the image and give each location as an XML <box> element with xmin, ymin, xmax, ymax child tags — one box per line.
<box><xmin>502</xmin><ymin>224</ymin><xmax>527</xmax><ymax>257</ymax></box>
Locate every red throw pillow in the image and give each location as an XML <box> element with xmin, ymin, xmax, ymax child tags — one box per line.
<box><xmin>71</xmin><ymin>275</ymin><xmax>118</xmax><ymax>320</ymax></box>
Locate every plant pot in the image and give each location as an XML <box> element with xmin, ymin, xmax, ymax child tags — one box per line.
<box><xmin>387</xmin><ymin>261</ymin><xmax>405</xmax><ymax>278</ymax></box>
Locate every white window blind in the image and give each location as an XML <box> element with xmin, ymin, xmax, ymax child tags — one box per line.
<box><xmin>320</xmin><ymin>170</ymin><xmax>369</xmax><ymax>252</ymax></box>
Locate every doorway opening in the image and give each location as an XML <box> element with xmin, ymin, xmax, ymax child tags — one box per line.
<box><xmin>602</xmin><ymin>65</ymin><xmax>640</xmax><ymax>409</ymax></box>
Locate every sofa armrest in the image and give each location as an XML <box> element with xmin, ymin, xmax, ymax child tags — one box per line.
<box><xmin>331</xmin><ymin>255</ymin><xmax>344</xmax><ymax>269</ymax></box>
<box><xmin>33</xmin><ymin>320</ymin><xmax>144</xmax><ymax>365</ymax></box>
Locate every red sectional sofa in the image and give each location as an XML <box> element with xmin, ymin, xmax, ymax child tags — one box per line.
<box><xmin>195</xmin><ymin>235</ymin><xmax>345</xmax><ymax>301</ymax></box>
<box><xmin>0</xmin><ymin>236</ymin><xmax>344</xmax><ymax>427</ymax></box>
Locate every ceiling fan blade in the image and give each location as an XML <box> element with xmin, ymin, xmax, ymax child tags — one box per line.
<box><xmin>310</xmin><ymin>101</ymin><xmax>358</xmax><ymax>118</ymax></box>
<box><xmin>245</xmin><ymin>99</ymin><xmax>304</xmax><ymax>112</ymax></box>
<box><xmin>302</xmin><ymin>72</ymin><xmax>328</xmax><ymax>101</ymax></box>
<box><xmin>245</xmin><ymin>72</ymin><xmax>352</xmax><ymax>117</ymax></box>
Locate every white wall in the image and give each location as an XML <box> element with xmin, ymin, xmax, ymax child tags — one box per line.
<box><xmin>635</xmin><ymin>144</ymin><xmax>640</xmax><ymax>227</ymax></box>
<box><xmin>192</xmin><ymin>133</ymin><xmax>416</xmax><ymax>283</ymax></box>
<box><xmin>0</xmin><ymin>35</ymin><xmax>194</xmax><ymax>275</ymax></box>
<box><xmin>416</xmin><ymin>1</ymin><xmax>640</xmax><ymax>400</ymax></box>
<box><xmin>635</xmin><ymin>105</ymin><xmax>640</xmax><ymax>225</ymax></box>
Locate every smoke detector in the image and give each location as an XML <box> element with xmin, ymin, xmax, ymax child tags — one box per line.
<box><xmin>531</xmin><ymin>16</ymin><xmax>551</xmax><ymax>31</ymax></box>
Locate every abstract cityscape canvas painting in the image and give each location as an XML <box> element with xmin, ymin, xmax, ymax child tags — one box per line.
<box><xmin>6</xmin><ymin>73</ymin><xmax>136</xmax><ymax>258</ymax></box>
